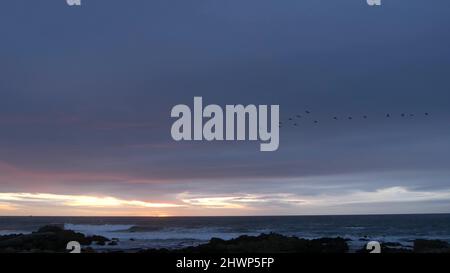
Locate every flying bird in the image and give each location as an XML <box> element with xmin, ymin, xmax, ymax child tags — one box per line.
<box><xmin>305</xmin><ymin>111</ymin><xmax>311</xmax><ymax>114</ymax></box>
<box><xmin>386</xmin><ymin>114</ymin><xmax>391</xmax><ymax>118</ymax></box>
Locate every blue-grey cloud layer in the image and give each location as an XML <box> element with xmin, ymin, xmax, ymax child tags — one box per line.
<box><xmin>0</xmin><ymin>0</ymin><xmax>449</xmax><ymax>214</ymax></box>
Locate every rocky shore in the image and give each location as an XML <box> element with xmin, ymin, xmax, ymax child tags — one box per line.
<box><xmin>0</xmin><ymin>225</ymin><xmax>449</xmax><ymax>253</ymax></box>
<box><xmin>0</xmin><ymin>225</ymin><xmax>109</xmax><ymax>253</ymax></box>
<box><xmin>140</xmin><ymin>233</ymin><xmax>349</xmax><ymax>254</ymax></box>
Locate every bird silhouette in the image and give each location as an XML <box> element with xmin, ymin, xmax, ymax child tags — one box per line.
<box><xmin>281</xmin><ymin>109</ymin><xmax>431</xmax><ymax>129</ymax></box>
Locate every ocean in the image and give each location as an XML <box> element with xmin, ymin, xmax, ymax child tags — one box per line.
<box><xmin>1</xmin><ymin>214</ymin><xmax>449</xmax><ymax>252</ymax></box>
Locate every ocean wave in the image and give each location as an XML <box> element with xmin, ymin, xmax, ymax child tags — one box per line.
<box><xmin>0</xmin><ymin>230</ymin><xmax>31</xmax><ymax>236</ymax></box>
<box><xmin>62</xmin><ymin>224</ymin><xmax>266</xmax><ymax>242</ymax></box>
<box><xmin>64</xmin><ymin>223</ymin><xmax>135</xmax><ymax>234</ymax></box>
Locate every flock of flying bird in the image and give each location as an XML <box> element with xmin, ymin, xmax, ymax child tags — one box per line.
<box><xmin>279</xmin><ymin>111</ymin><xmax>430</xmax><ymax>128</ymax></box>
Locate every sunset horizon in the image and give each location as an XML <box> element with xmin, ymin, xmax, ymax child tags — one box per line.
<box><xmin>1</xmin><ymin>0</ymin><xmax>450</xmax><ymax>261</ymax></box>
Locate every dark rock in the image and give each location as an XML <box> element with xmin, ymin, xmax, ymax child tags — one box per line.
<box><xmin>414</xmin><ymin>239</ymin><xmax>450</xmax><ymax>253</ymax></box>
<box><xmin>0</xmin><ymin>225</ymin><xmax>108</xmax><ymax>253</ymax></box>
<box><xmin>82</xmin><ymin>247</ymin><xmax>96</xmax><ymax>253</ymax></box>
<box><xmin>357</xmin><ymin>239</ymin><xmax>450</xmax><ymax>253</ymax></box>
<box><xmin>36</xmin><ymin>225</ymin><xmax>65</xmax><ymax>233</ymax></box>
<box><xmin>87</xmin><ymin>235</ymin><xmax>110</xmax><ymax>246</ymax></box>
<box><xmin>108</xmin><ymin>241</ymin><xmax>118</xmax><ymax>246</ymax></box>
<box><xmin>141</xmin><ymin>233</ymin><xmax>349</xmax><ymax>253</ymax></box>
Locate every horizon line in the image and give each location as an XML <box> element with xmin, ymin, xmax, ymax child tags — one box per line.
<box><xmin>1</xmin><ymin>212</ymin><xmax>449</xmax><ymax>218</ymax></box>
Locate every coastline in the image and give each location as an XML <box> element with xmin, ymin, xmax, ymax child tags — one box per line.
<box><xmin>1</xmin><ymin>225</ymin><xmax>449</xmax><ymax>253</ymax></box>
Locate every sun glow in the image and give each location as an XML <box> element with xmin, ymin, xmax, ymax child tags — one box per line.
<box><xmin>0</xmin><ymin>193</ymin><xmax>183</xmax><ymax>209</ymax></box>
<box><xmin>0</xmin><ymin>202</ymin><xmax>17</xmax><ymax>211</ymax></box>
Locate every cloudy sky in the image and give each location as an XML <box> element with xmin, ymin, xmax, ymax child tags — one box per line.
<box><xmin>0</xmin><ymin>0</ymin><xmax>449</xmax><ymax>216</ymax></box>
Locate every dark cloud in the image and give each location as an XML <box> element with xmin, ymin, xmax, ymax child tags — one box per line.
<box><xmin>0</xmin><ymin>0</ymin><xmax>449</xmax><ymax>214</ymax></box>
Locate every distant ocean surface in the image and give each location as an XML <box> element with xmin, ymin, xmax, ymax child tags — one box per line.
<box><xmin>1</xmin><ymin>214</ymin><xmax>449</xmax><ymax>252</ymax></box>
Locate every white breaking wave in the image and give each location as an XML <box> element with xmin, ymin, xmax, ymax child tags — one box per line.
<box><xmin>64</xmin><ymin>223</ymin><xmax>134</xmax><ymax>234</ymax></box>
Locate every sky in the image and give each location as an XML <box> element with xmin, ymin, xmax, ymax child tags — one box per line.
<box><xmin>0</xmin><ymin>0</ymin><xmax>450</xmax><ymax>216</ymax></box>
